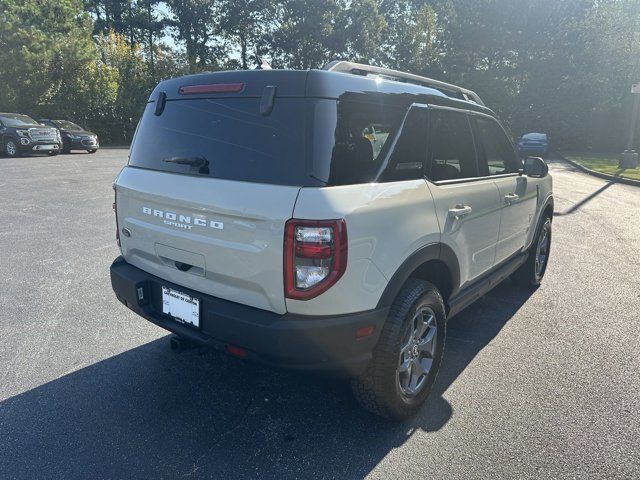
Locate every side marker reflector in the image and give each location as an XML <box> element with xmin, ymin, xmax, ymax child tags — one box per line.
<box><xmin>356</xmin><ymin>325</ymin><xmax>375</xmax><ymax>339</ymax></box>
<box><xmin>225</xmin><ymin>344</ymin><xmax>247</xmax><ymax>358</ymax></box>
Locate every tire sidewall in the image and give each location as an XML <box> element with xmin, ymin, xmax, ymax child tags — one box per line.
<box><xmin>5</xmin><ymin>138</ymin><xmax>18</xmax><ymax>157</ymax></box>
<box><xmin>392</xmin><ymin>288</ymin><xmax>446</xmax><ymax>410</ymax></box>
<box><xmin>534</xmin><ymin>218</ymin><xmax>552</xmax><ymax>283</ymax></box>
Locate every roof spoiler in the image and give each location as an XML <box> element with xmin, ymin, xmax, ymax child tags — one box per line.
<box><xmin>322</xmin><ymin>60</ymin><xmax>485</xmax><ymax>106</ymax></box>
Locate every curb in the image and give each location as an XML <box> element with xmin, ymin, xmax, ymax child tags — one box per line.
<box><xmin>559</xmin><ymin>155</ymin><xmax>640</xmax><ymax>187</ymax></box>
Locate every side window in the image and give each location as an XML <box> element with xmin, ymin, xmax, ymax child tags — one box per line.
<box><xmin>323</xmin><ymin>100</ymin><xmax>405</xmax><ymax>185</ymax></box>
<box><xmin>385</xmin><ymin>106</ymin><xmax>428</xmax><ymax>181</ymax></box>
<box><xmin>475</xmin><ymin>116</ymin><xmax>519</xmax><ymax>175</ymax></box>
<box><xmin>427</xmin><ymin>110</ymin><xmax>477</xmax><ymax>181</ymax></box>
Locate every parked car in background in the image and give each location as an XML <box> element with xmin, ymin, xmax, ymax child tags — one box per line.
<box><xmin>0</xmin><ymin>113</ymin><xmax>61</xmax><ymax>157</ymax></box>
<box><xmin>518</xmin><ymin>132</ymin><xmax>549</xmax><ymax>157</ymax></box>
<box><xmin>39</xmin><ymin>119</ymin><xmax>99</xmax><ymax>154</ymax></box>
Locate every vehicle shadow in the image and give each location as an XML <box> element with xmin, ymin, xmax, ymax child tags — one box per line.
<box><xmin>1</xmin><ymin>281</ymin><xmax>535</xmax><ymax>480</ymax></box>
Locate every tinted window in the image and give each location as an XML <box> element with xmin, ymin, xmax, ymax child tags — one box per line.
<box><xmin>476</xmin><ymin>117</ymin><xmax>519</xmax><ymax>175</ymax></box>
<box><xmin>312</xmin><ymin>100</ymin><xmax>405</xmax><ymax>185</ymax></box>
<box><xmin>521</xmin><ymin>133</ymin><xmax>547</xmax><ymax>142</ymax></box>
<box><xmin>427</xmin><ymin>110</ymin><xmax>477</xmax><ymax>181</ymax></box>
<box><xmin>129</xmin><ymin>98</ymin><xmax>308</xmax><ymax>186</ymax></box>
<box><xmin>383</xmin><ymin>106</ymin><xmax>428</xmax><ymax>181</ymax></box>
<box><xmin>55</xmin><ymin>120</ymin><xmax>83</xmax><ymax>131</ymax></box>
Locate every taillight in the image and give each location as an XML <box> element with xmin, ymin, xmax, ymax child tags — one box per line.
<box><xmin>284</xmin><ymin>219</ymin><xmax>347</xmax><ymax>300</ymax></box>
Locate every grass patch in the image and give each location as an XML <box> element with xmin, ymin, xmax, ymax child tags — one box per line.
<box><xmin>566</xmin><ymin>153</ymin><xmax>640</xmax><ymax>181</ymax></box>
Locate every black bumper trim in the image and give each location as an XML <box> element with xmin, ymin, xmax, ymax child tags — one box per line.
<box><xmin>110</xmin><ymin>257</ymin><xmax>388</xmax><ymax>376</ymax></box>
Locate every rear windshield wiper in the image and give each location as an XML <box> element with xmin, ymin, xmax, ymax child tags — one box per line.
<box><xmin>162</xmin><ymin>156</ymin><xmax>209</xmax><ymax>167</ymax></box>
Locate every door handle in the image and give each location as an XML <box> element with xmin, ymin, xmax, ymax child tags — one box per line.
<box><xmin>448</xmin><ymin>204</ymin><xmax>473</xmax><ymax>219</ymax></box>
<box><xmin>504</xmin><ymin>193</ymin><xmax>519</xmax><ymax>205</ymax></box>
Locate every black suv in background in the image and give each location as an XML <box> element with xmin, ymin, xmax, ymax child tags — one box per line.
<box><xmin>0</xmin><ymin>113</ymin><xmax>61</xmax><ymax>157</ymax></box>
<box><xmin>39</xmin><ymin>119</ymin><xmax>99</xmax><ymax>154</ymax></box>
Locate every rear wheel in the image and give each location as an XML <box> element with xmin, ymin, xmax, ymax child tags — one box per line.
<box><xmin>4</xmin><ymin>138</ymin><xmax>19</xmax><ymax>158</ymax></box>
<box><xmin>351</xmin><ymin>279</ymin><xmax>446</xmax><ymax>420</ymax></box>
<box><xmin>512</xmin><ymin>216</ymin><xmax>552</xmax><ymax>287</ymax></box>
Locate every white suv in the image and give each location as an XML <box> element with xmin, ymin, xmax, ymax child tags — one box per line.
<box><xmin>110</xmin><ymin>61</ymin><xmax>553</xmax><ymax>419</ymax></box>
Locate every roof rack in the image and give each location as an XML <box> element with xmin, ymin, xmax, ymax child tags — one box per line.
<box><xmin>322</xmin><ymin>60</ymin><xmax>485</xmax><ymax>106</ymax></box>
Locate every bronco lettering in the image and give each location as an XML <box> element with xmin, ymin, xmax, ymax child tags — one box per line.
<box><xmin>142</xmin><ymin>206</ymin><xmax>224</xmax><ymax>230</ymax></box>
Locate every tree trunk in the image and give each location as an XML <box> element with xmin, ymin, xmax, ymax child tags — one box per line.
<box><xmin>147</xmin><ymin>2</ymin><xmax>155</xmax><ymax>78</ymax></box>
<box><xmin>240</xmin><ymin>33</ymin><xmax>248</xmax><ymax>70</ymax></box>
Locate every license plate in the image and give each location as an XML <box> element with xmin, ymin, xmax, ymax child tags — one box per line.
<box><xmin>162</xmin><ymin>286</ymin><xmax>200</xmax><ymax>327</ymax></box>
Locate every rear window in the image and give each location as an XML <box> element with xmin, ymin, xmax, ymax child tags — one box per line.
<box><xmin>522</xmin><ymin>133</ymin><xmax>547</xmax><ymax>141</ymax></box>
<box><xmin>129</xmin><ymin>96</ymin><xmax>407</xmax><ymax>186</ymax></box>
<box><xmin>129</xmin><ymin>98</ymin><xmax>309</xmax><ymax>186</ymax></box>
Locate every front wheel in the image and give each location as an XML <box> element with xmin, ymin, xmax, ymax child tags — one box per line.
<box><xmin>512</xmin><ymin>216</ymin><xmax>552</xmax><ymax>287</ymax></box>
<box><xmin>351</xmin><ymin>279</ymin><xmax>446</xmax><ymax>420</ymax></box>
<box><xmin>48</xmin><ymin>150</ymin><xmax>59</xmax><ymax>156</ymax></box>
<box><xmin>4</xmin><ymin>138</ymin><xmax>19</xmax><ymax>158</ymax></box>
<box><xmin>87</xmin><ymin>149</ymin><xmax>97</xmax><ymax>154</ymax></box>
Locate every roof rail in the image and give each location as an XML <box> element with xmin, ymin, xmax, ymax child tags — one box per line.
<box><xmin>322</xmin><ymin>60</ymin><xmax>485</xmax><ymax>106</ymax></box>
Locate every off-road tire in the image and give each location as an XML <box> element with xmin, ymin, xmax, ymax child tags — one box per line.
<box><xmin>351</xmin><ymin>278</ymin><xmax>446</xmax><ymax>420</ymax></box>
<box><xmin>512</xmin><ymin>215</ymin><xmax>552</xmax><ymax>287</ymax></box>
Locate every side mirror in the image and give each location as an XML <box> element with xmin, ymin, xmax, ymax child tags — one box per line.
<box><xmin>524</xmin><ymin>156</ymin><xmax>548</xmax><ymax>178</ymax></box>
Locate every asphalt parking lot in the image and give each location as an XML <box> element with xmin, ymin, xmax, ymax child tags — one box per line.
<box><xmin>1</xmin><ymin>149</ymin><xmax>639</xmax><ymax>479</ymax></box>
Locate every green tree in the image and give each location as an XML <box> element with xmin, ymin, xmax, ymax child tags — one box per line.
<box><xmin>220</xmin><ymin>0</ymin><xmax>275</xmax><ymax>69</ymax></box>
<box><xmin>377</xmin><ymin>0</ymin><xmax>442</xmax><ymax>75</ymax></box>
<box><xmin>267</xmin><ymin>0</ymin><xmax>385</xmax><ymax>69</ymax></box>
<box><xmin>134</xmin><ymin>0</ymin><xmax>167</xmax><ymax>78</ymax></box>
<box><xmin>94</xmin><ymin>31</ymin><xmax>152</xmax><ymax>143</ymax></box>
<box><xmin>0</xmin><ymin>0</ymin><xmax>95</xmax><ymax>113</ymax></box>
<box><xmin>166</xmin><ymin>0</ymin><xmax>225</xmax><ymax>72</ymax></box>
<box><xmin>84</xmin><ymin>0</ymin><xmax>140</xmax><ymax>45</ymax></box>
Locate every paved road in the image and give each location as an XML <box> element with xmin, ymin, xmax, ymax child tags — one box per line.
<box><xmin>1</xmin><ymin>150</ymin><xmax>639</xmax><ymax>479</ymax></box>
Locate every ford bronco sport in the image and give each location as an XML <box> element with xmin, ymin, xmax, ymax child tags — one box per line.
<box><xmin>110</xmin><ymin>61</ymin><xmax>553</xmax><ymax>420</ymax></box>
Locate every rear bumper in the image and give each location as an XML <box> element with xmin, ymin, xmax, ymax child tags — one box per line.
<box><xmin>110</xmin><ymin>257</ymin><xmax>387</xmax><ymax>376</ymax></box>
